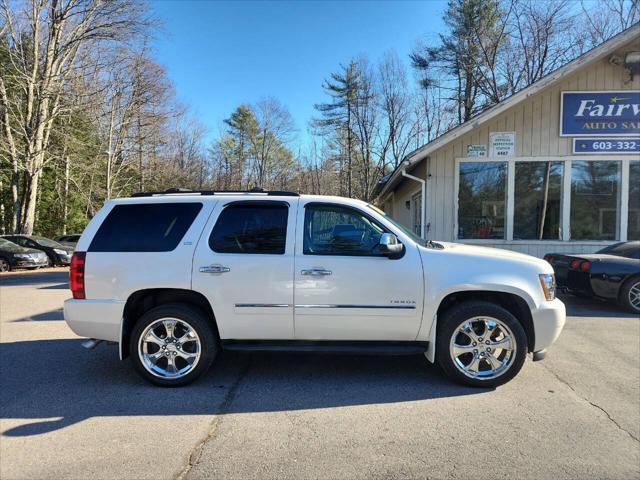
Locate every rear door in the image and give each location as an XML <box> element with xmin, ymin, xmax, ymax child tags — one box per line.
<box><xmin>192</xmin><ymin>199</ymin><xmax>298</xmax><ymax>340</ymax></box>
<box><xmin>293</xmin><ymin>201</ymin><xmax>425</xmax><ymax>341</ymax></box>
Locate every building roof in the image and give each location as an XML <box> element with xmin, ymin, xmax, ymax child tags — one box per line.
<box><xmin>376</xmin><ymin>22</ymin><xmax>640</xmax><ymax>200</ymax></box>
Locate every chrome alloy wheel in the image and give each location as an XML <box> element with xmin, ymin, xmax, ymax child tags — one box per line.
<box><xmin>629</xmin><ymin>281</ymin><xmax>640</xmax><ymax>311</ymax></box>
<box><xmin>138</xmin><ymin>318</ymin><xmax>202</xmax><ymax>379</ymax></box>
<box><xmin>449</xmin><ymin>316</ymin><xmax>517</xmax><ymax>380</ymax></box>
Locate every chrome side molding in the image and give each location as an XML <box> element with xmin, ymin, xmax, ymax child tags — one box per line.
<box><xmin>235</xmin><ymin>304</ymin><xmax>291</xmax><ymax>308</ymax></box>
<box><xmin>294</xmin><ymin>304</ymin><xmax>416</xmax><ymax>310</ymax></box>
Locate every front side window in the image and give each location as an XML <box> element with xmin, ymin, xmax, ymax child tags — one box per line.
<box><xmin>570</xmin><ymin>161</ymin><xmax>621</xmax><ymax>241</ymax></box>
<box><xmin>10</xmin><ymin>237</ymin><xmax>28</xmax><ymax>247</ymax></box>
<box><xmin>209</xmin><ymin>203</ymin><xmax>288</xmax><ymax>254</ymax></box>
<box><xmin>458</xmin><ymin>162</ymin><xmax>507</xmax><ymax>239</ymax></box>
<box><xmin>629</xmin><ymin>160</ymin><xmax>640</xmax><ymax>241</ymax></box>
<box><xmin>514</xmin><ymin>161</ymin><xmax>563</xmax><ymax>240</ymax></box>
<box><xmin>304</xmin><ymin>205</ymin><xmax>385</xmax><ymax>256</ymax></box>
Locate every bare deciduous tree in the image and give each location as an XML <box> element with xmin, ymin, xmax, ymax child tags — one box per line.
<box><xmin>378</xmin><ymin>50</ymin><xmax>414</xmax><ymax>168</ymax></box>
<box><xmin>0</xmin><ymin>0</ymin><xmax>148</xmax><ymax>233</ymax></box>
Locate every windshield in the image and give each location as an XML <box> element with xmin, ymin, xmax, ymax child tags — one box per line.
<box><xmin>32</xmin><ymin>236</ymin><xmax>63</xmax><ymax>248</ymax></box>
<box><xmin>0</xmin><ymin>238</ymin><xmax>21</xmax><ymax>249</ymax></box>
<box><xmin>365</xmin><ymin>204</ymin><xmax>427</xmax><ymax>246</ymax></box>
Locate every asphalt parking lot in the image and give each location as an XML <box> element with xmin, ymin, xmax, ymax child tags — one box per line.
<box><xmin>1</xmin><ymin>269</ymin><xmax>639</xmax><ymax>480</ymax></box>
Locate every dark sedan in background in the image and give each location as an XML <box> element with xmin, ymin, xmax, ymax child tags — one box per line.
<box><xmin>1</xmin><ymin>235</ymin><xmax>73</xmax><ymax>266</ymax></box>
<box><xmin>54</xmin><ymin>234</ymin><xmax>80</xmax><ymax>248</ymax></box>
<box><xmin>544</xmin><ymin>241</ymin><xmax>640</xmax><ymax>313</ymax></box>
<box><xmin>0</xmin><ymin>238</ymin><xmax>49</xmax><ymax>272</ymax></box>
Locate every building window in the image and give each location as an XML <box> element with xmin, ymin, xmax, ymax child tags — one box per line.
<box><xmin>411</xmin><ymin>192</ymin><xmax>422</xmax><ymax>236</ymax></box>
<box><xmin>514</xmin><ymin>162</ymin><xmax>563</xmax><ymax>240</ymax></box>
<box><xmin>629</xmin><ymin>160</ymin><xmax>640</xmax><ymax>241</ymax></box>
<box><xmin>458</xmin><ymin>162</ymin><xmax>507</xmax><ymax>239</ymax></box>
<box><xmin>570</xmin><ymin>160</ymin><xmax>621</xmax><ymax>241</ymax></box>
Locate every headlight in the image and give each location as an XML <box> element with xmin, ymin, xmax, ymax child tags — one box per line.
<box><xmin>53</xmin><ymin>248</ymin><xmax>68</xmax><ymax>255</ymax></box>
<box><xmin>14</xmin><ymin>253</ymin><xmax>31</xmax><ymax>259</ymax></box>
<box><xmin>539</xmin><ymin>273</ymin><xmax>556</xmax><ymax>301</ymax></box>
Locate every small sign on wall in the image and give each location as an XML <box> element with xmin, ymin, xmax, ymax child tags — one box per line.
<box><xmin>573</xmin><ymin>138</ymin><xmax>640</xmax><ymax>154</ymax></box>
<box><xmin>489</xmin><ymin>132</ymin><xmax>516</xmax><ymax>157</ymax></box>
<box><xmin>466</xmin><ymin>144</ymin><xmax>487</xmax><ymax>157</ymax></box>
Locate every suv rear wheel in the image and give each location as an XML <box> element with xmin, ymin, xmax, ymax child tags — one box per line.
<box><xmin>436</xmin><ymin>301</ymin><xmax>527</xmax><ymax>388</ymax></box>
<box><xmin>130</xmin><ymin>303</ymin><xmax>218</xmax><ymax>386</ymax></box>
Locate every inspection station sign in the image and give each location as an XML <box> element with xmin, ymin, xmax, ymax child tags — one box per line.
<box><xmin>572</xmin><ymin>138</ymin><xmax>640</xmax><ymax>154</ymax></box>
<box><xmin>489</xmin><ymin>132</ymin><xmax>516</xmax><ymax>157</ymax></box>
<box><xmin>560</xmin><ymin>91</ymin><xmax>640</xmax><ymax>137</ymax></box>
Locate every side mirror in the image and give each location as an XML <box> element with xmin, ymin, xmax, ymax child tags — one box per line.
<box><xmin>378</xmin><ymin>233</ymin><xmax>403</xmax><ymax>257</ymax></box>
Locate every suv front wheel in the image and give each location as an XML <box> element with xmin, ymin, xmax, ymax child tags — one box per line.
<box><xmin>436</xmin><ymin>301</ymin><xmax>527</xmax><ymax>388</ymax></box>
<box><xmin>130</xmin><ymin>303</ymin><xmax>218</xmax><ymax>386</ymax></box>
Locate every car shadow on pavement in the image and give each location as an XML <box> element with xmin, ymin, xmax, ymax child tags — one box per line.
<box><xmin>38</xmin><ymin>283</ymin><xmax>69</xmax><ymax>290</ymax></box>
<box><xmin>0</xmin><ymin>270</ymin><xmax>68</xmax><ymax>287</ymax></box>
<box><xmin>9</xmin><ymin>308</ymin><xmax>64</xmax><ymax>322</ymax></box>
<box><xmin>0</xmin><ymin>339</ymin><xmax>485</xmax><ymax>437</ymax></box>
<box><xmin>559</xmin><ymin>294</ymin><xmax>638</xmax><ymax>319</ymax></box>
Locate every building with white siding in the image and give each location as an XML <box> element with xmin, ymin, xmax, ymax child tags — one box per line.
<box><xmin>376</xmin><ymin>25</ymin><xmax>640</xmax><ymax>258</ymax></box>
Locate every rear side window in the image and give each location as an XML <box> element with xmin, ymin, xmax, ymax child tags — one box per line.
<box><xmin>89</xmin><ymin>203</ymin><xmax>202</xmax><ymax>252</ymax></box>
<box><xmin>209</xmin><ymin>203</ymin><xmax>287</xmax><ymax>254</ymax></box>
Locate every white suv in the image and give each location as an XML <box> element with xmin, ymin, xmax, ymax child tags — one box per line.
<box><xmin>64</xmin><ymin>189</ymin><xmax>565</xmax><ymax>387</ymax></box>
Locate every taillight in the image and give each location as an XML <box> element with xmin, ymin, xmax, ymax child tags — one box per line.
<box><xmin>580</xmin><ymin>261</ymin><xmax>590</xmax><ymax>271</ymax></box>
<box><xmin>70</xmin><ymin>252</ymin><xmax>86</xmax><ymax>299</ymax></box>
<box><xmin>570</xmin><ymin>259</ymin><xmax>581</xmax><ymax>270</ymax></box>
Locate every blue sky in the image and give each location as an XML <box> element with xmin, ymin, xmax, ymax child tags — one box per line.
<box><xmin>150</xmin><ymin>0</ymin><xmax>447</xmax><ymax>148</ymax></box>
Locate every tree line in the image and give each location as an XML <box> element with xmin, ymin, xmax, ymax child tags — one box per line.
<box><xmin>1</xmin><ymin>0</ymin><xmax>638</xmax><ymax>236</ymax></box>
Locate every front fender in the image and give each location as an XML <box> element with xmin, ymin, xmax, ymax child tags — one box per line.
<box><xmin>420</xmin><ymin>284</ymin><xmax>537</xmax><ymax>363</ymax></box>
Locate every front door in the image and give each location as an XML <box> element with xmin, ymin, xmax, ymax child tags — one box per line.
<box><xmin>192</xmin><ymin>199</ymin><xmax>298</xmax><ymax>340</ymax></box>
<box><xmin>294</xmin><ymin>201</ymin><xmax>424</xmax><ymax>341</ymax></box>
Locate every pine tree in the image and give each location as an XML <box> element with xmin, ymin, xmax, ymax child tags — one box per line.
<box><xmin>411</xmin><ymin>0</ymin><xmax>501</xmax><ymax>124</ymax></box>
<box><xmin>313</xmin><ymin>60</ymin><xmax>360</xmax><ymax>197</ymax></box>
<box><xmin>223</xmin><ymin>105</ymin><xmax>258</xmax><ymax>189</ymax></box>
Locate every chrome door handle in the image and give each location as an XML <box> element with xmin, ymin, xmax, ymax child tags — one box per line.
<box><xmin>301</xmin><ymin>268</ymin><xmax>332</xmax><ymax>276</ymax></box>
<box><xmin>199</xmin><ymin>265</ymin><xmax>231</xmax><ymax>274</ymax></box>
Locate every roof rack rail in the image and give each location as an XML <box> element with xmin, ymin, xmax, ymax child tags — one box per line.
<box><xmin>131</xmin><ymin>187</ymin><xmax>300</xmax><ymax>198</ymax></box>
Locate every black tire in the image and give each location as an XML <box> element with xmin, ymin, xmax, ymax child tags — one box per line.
<box><xmin>619</xmin><ymin>276</ymin><xmax>640</xmax><ymax>314</ymax></box>
<box><xmin>436</xmin><ymin>301</ymin><xmax>528</xmax><ymax>388</ymax></box>
<box><xmin>129</xmin><ymin>303</ymin><xmax>218</xmax><ymax>387</ymax></box>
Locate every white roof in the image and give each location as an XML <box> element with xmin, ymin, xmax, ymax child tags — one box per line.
<box><xmin>110</xmin><ymin>193</ymin><xmax>369</xmax><ymax>208</ymax></box>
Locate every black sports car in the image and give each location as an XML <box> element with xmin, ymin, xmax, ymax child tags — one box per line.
<box><xmin>1</xmin><ymin>235</ymin><xmax>73</xmax><ymax>266</ymax></box>
<box><xmin>0</xmin><ymin>237</ymin><xmax>49</xmax><ymax>271</ymax></box>
<box><xmin>544</xmin><ymin>241</ymin><xmax>640</xmax><ymax>313</ymax></box>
